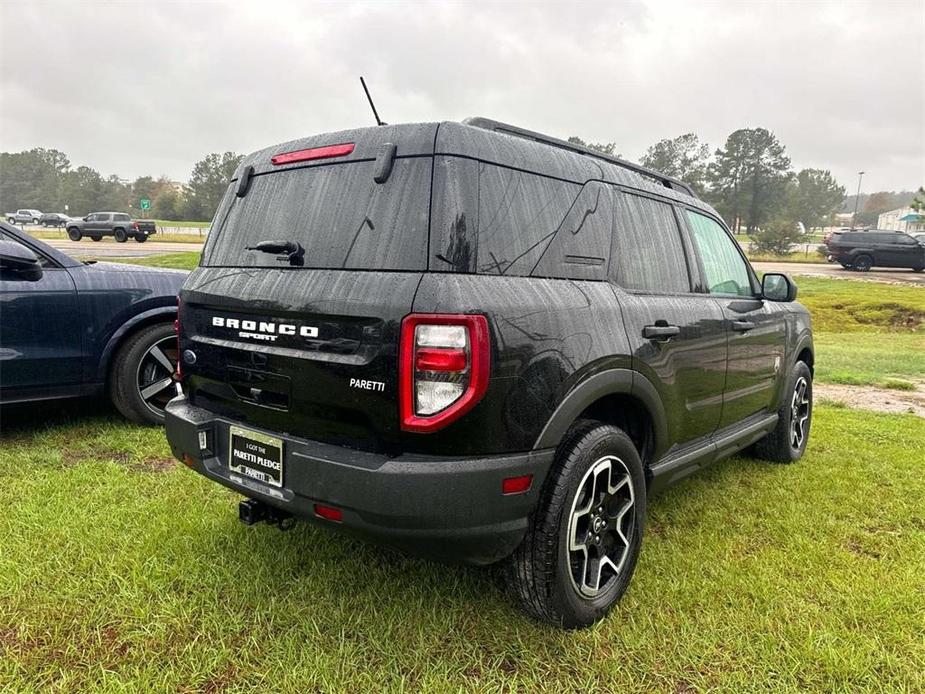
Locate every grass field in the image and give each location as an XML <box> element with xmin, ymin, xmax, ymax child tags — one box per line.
<box><xmin>118</xmin><ymin>252</ymin><xmax>202</xmax><ymax>271</ymax></box>
<box><xmin>1</xmin><ymin>405</ymin><xmax>922</xmax><ymax>692</ymax></box>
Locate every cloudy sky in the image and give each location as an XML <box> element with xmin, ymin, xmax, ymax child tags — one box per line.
<box><xmin>2</xmin><ymin>0</ymin><xmax>922</xmax><ymax>191</ymax></box>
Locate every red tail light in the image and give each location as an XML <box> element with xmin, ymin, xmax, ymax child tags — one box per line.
<box><xmin>132</xmin><ymin>221</ymin><xmax>139</xmax><ymax>230</ymax></box>
<box><xmin>399</xmin><ymin>314</ymin><xmax>490</xmax><ymax>433</ymax></box>
<box><xmin>271</xmin><ymin>143</ymin><xmax>355</xmax><ymax>165</ymax></box>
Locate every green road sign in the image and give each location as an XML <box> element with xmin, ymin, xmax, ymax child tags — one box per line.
<box><xmin>140</xmin><ymin>198</ymin><xmax>151</xmax><ymax>211</ymax></box>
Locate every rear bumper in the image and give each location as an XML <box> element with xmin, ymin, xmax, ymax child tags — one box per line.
<box><xmin>165</xmin><ymin>396</ymin><xmax>555</xmax><ymax>565</ymax></box>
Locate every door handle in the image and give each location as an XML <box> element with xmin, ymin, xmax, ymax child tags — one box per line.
<box><xmin>642</xmin><ymin>324</ymin><xmax>681</xmax><ymax>341</ymax></box>
<box><xmin>731</xmin><ymin>320</ymin><xmax>755</xmax><ymax>332</ymax></box>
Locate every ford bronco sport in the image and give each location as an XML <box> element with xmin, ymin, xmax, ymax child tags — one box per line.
<box><xmin>165</xmin><ymin>118</ymin><xmax>814</xmax><ymax>628</ymax></box>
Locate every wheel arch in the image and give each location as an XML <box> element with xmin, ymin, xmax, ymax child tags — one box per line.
<box><xmin>95</xmin><ymin>307</ymin><xmax>176</xmax><ymax>382</ymax></box>
<box><xmin>533</xmin><ymin>369</ymin><xmax>668</xmax><ymax>472</ymax></box>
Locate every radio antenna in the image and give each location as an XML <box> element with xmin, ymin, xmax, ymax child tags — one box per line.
<box><xmin>360</xmin><ymin>76</ymin><xmax>386</xmax><ymax>126</ymax></box>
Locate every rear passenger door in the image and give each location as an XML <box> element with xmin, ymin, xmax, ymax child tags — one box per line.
<box><xmin>611</xmin><ymin>192</ymin><xmax>727</xmax><ymax>450</ymax></box>
<box><xmin>682</xmin><ymin>210</ymin><xmax>785</xmax><ymax>429</ymax></box>
<box><xmin>881</xmin><ymin>233</ymin><xmax>921</xmax><ymax>267</ymax></box>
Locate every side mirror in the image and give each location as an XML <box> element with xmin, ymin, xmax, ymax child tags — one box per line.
<box><xmin>83</xmin><ymin>216</ymin><xmax>90</xmax><ymax>221</ymax></box>
<box><xmin>762</xmin><ymin>272</ymin><xmax>797</xmax><ymax>302</ymax></box>
<box><xmin>0</xmin><ymin>240</ymin><xmax>43</xmax><ymax>281</ymax></box>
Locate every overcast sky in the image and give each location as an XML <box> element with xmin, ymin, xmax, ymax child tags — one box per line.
<box><xmin>1</xmin><ymin>0</ymin><xmax>923</xmax><ymax>192</ymax></box>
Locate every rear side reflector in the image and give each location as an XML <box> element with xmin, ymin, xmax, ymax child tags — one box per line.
<box><xmin>399</xmin><ymin>313</ymin><xmax>490</xmax><ymax>433</ymax></box>
<box><xmin>314</xmin><ymin>504</ymin><xmax>343</xmax><ymax>522</ymax></box>
<box><xmin>271</xmin><ymin>143</ymin><xmax>355</xmax><ymax>165</ymax></box>
<box><xmin>502</xmin><ymin>474</ymin><xmax>533</xmax><ymax>495</ymax></box>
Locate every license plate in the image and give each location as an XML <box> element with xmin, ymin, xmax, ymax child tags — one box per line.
<box><xmin>228</xmin><ymin>425</ymin><xmax>284</xmax><ymax>488</ymax></box>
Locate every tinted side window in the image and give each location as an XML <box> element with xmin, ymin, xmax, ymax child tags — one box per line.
<box><xmin>532</xmin><ymin>182</ymin><xmax>613</xmax><ymax>281</ymax></box>
<box><xmin>114</xmin><ymin>213</ymin><xmax>131</xmax><ymax>222</ymax></box>
<box><xmin>476</xmin><ymin>164</ymin><xmax>578</xmax><ymax>276</ymax></box>
<box><xmin>610</xmin><ymin>193</ymin><xmax>690</xmax><ymax>293</ymax></box>
<box><xmin>97</xmin><ymin>213</ymin><xmax>111</xmax><ymax>222</ymax></box>
<box><xmin>686</xmin><ymin>211</ymin><xmax>753</xmax><ymax>296</ymax></box>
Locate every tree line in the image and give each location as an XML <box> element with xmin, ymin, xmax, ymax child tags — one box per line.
<box><xmin>0</xmin><ymin>149</ymin><xmax>242</xmax><ymax>222</ymax></box>
<box><xmin>1</xmin><ymin>129</ymin><xmax>919</xmax><ymax>238</ymax></box>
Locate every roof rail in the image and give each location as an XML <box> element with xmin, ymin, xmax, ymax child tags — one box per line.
<box><xmin>462</xmin><ymin>117</ymin><xmax>699</xmax><ymax>199</ymax></box>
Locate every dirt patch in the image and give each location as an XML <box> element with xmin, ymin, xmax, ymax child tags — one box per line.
<box><xmin>137</xmin><ymin>457</ymin><xmax>176</xmax><ymax>472</ymax></box>
<box><xmin>815</xmin><ymin>382</ymin><xmax>925</xmax><ymax>417</ymax></box>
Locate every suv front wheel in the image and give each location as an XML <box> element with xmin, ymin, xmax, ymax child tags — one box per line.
<box><xmin>504</xmin><ymin>420</ymin><xmax>646</xmax><ymax>628</ymax></box>
<box><xmin>751</xmin><ymin>361</ymin><xmax>813</xmax><ymax>463</ymax></box>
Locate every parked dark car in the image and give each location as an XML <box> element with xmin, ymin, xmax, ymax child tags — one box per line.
<box><xmin>0</xmin><ymin>222</ymin><xmax>185</xmax><ymax>424</ymax></box>
<box><xmin>66</xmin><ymin>212</ymin><xmax>157</xmax><ymax>243</ymax></box>
<box><xmin>39</xmin><ymin>212</ymin><xmax>71</xmax><ymax>228</ymax></box>
<box><xmin>826</xmin><ymin>229</ymin><xmax>925</xmax><ymax>272</ymax></box>
<box><xmin>165</xmin><ymin>118</ymin><xmax>814</xmax><ymax>628</ymax></box>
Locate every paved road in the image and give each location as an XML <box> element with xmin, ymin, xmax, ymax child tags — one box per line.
<box><xmin>752</xmin><ymin>262</ymin><xmax>925</xmax><ymax>286</ymax></box>
<box><xmin>46</xmin><ymin>238</ymin><xmax>203</xmax><ymax>259</ymax></box>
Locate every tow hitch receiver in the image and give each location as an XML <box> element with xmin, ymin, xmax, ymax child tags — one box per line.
<box><xmin>238</xmin><ymin>499</ymin><xmax>295</xmax><ymax>530</ymax></box>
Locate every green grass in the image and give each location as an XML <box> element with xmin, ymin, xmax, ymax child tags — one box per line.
<box><xmin>114</xmin><ymin>251</ymin><xmax>201</xmax><ymax>271</ymax></box>
<box><xmin>795</xmin><ymin>277</ymin><xmax>924</xmax><ymax>333</ymax></box>
<box><xmin>813</xmin><ymin>333</ymin><xmax>925</xmax><ymax>388</ymax></box>
<box><xmin>746</xmin><ymin>252</ymin><xmax>826</xmax><ymax>263</ymax></box>
<box><xmin>1</xmin><ymin>405</ymin><xmax>923</xmax><ymax>692</ymax></box>
<box><xmin>794</xmin><ymin>277</ymin><xmax>924</xmax><ymax>388</ymax></box>
<box><xmin>150</xmin><ymin>220</ymin><xmax>211</xmax><ymax>228</ymax></box>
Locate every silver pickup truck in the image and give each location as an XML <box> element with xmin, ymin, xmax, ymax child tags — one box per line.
<box><xmin>6</xmin><ymin>209</ymin><xmax>43</xmax><ymax>224</ymax></box>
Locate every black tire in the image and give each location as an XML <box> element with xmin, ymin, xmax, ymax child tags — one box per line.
<box><xmin>839</xmin><ymin>263</ymin><xmax>853</xmax><ymax>270</ymax></box>
<box><xmin>109</xmin><ymin>322</ymin><xmax>179</xmax><ymax>426</ymax></box>
<box><xmin>66</xmin><ymin>227</ymin><xmax>82</xmax><ymax>241</ymax></box>
<box><xmin>503</xmin><ymin>420</ymin><xmax>646</xmax><ymax>628</ymax></box>
<box><xmin>134</xmin><ymin>234</ymin><xmax>148</xmax><ymax>243</ymax></box>
<box><xmin>6</xmin><ymin>218</ymin><xmax>14</xmax><ymax>224</ymax></box>
<box><xmin>114</xmin><ymin>228</ymin><xmax>128</xmax><ymax>243</ymax></box>
<box><xmin>751</xmin><ymin>361</ymin><xmax>813</xmax><ymax>463</ymax></box>
<box><xmin>91</xmin><ymin>236</ymin><xmax>102</xmax><ymax>242</ymax></box>
<box><xmin>913</xmin><ymin>266</ymin><xmax>924</xmax><ymax>273</ymax></box>
<box><xmin>31</xmin><ymin>217</ymin><xmax>39</xmax><ymax>224</ymax></box>
<box><xmin>853</xmin><ymin>254</ymin><xmax>873</xmax><ymax>272</ymax></box>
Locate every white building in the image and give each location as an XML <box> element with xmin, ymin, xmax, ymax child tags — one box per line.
<box><xmin>877</xmin><ymin>206</ymin><xmax>925</xmax><ymax>233</ymax></box>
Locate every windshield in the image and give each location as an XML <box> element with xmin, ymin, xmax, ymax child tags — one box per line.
<box><xmin>202</xmin><ymin>158</ymin><xmax>431</xmax><ymax>270</ymax></box>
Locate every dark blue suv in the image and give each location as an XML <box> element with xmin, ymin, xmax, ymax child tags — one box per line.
<box><xmin>0</xmin><ymin>222</ymin><xmax>186</xmax><ymax>424</ymax></box>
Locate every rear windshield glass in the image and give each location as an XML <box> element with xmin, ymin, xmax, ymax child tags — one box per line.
<box><xmin>203</xmin><ymin>158</ymin><xmax>431</xmax><ymax>270</ymax></box>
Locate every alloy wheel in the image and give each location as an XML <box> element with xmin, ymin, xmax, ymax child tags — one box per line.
<box><xmin>790</xmin><ymin>376</ymin><xmax>810</xmax><ymax>449</ymax></box>
<box><xmin>135</xmin><ymin>335</ymin><xmax>180</xmax><ymax>417</ymax></box>
<box><xmin>566</xmin><ymin>455</ymin><xmax>636</xmax><ymax>598</ymax></box>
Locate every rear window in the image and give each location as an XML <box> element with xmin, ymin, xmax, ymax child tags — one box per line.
<box><xmin>203</xmin><ymin>158</ymin><xmax>431</xmax><ymax>270</ymax></box>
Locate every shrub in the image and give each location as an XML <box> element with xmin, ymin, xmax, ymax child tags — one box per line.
<box><xmin>748</xmin><ymin>219</ymin><xmax>804</xmax><ymax>256</ymax></box>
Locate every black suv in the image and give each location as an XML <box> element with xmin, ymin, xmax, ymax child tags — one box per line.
<box><xmin>826</xmin><ymin>229</ymin><xmax>925</xmax><ymax>272</ymax></box>
<box><xmin>165</xmin><ymin>119</ymin><xmax>814</xmax><ymax>628</ymax></box>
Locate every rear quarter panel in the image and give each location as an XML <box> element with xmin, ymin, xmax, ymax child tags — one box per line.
<box><xmin>410</xmin><ymin>274</ymin><xmax>630</xmax><ymax>455</ymax></box>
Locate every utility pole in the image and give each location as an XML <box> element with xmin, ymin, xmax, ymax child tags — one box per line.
<box><xmin>851</xmin><ymin>171</ymin><xmax>865</xmax><ymax>230</ymax></box>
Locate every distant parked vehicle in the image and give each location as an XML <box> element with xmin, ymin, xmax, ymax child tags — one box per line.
<box><xmin>826</xmin><ymin>229</ymin><xmax>925</xmax><ymax>272</ymax></box>
<box><xmin>39</xmin><ymin>212</ymin><xmax>71</xmax><ymax>228</ymax></box>
<box><xmin>6</xmin><ymin>209</ymin><xmax>43</xmax><ymax>225</ymax></box>
<box><xmin>66</xmin><ymin>212</ymin><xmax>157</xmax><ymax>243</ymax></box>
